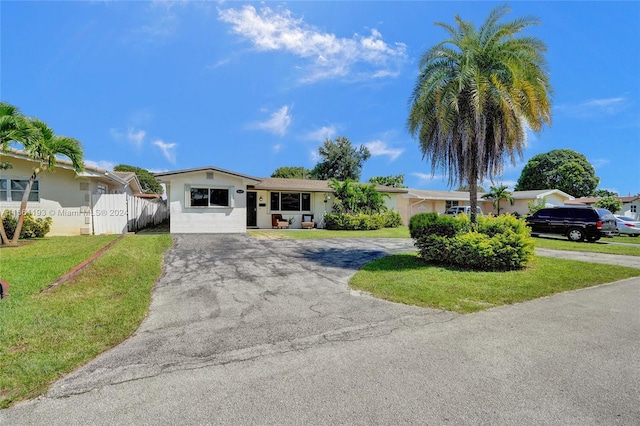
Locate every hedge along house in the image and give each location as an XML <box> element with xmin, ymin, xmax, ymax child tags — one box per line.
<box><xmin>154</xmin><ymin>168</ymin><xmax>409</xmax><ymax>233</ymax></box>
<box><xmin>0</xmin><ymin>149</ymin><xmax>144</xmax><ymax>236</ymax></box>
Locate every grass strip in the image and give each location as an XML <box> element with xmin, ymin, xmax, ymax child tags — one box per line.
<box><xmin>0</xmin><ymin>234</ymin><xmax>172</xmax><ymax>409</ymax></box>
<box><xmin>350</xmin><ymin>253</ymin><xmax>640</xmax><ymax>314</ymax></box>
<box><xmin>249</xmin><ymin>226</ymin><xmax>412</xmax><ymax>240</ymax></box>
<box><xmin>532</xmin><ymin>236</ymin><xmax>640</xmax><ymax>256</ymax></box>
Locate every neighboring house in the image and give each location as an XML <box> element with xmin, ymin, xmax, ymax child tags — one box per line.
<box><xmin>154</xmin><ymin>168</ymin><xmax>408</xmax><ymax>233</ymax></box>
<box><xmin>397</xmin><ymin>188</ymin><xmax>574</xmax><ymax>223</ymax></box>
<box><xmin>0</xmin><ymin>149</ymin><xmax>166</xmax><ymax>235</ymax></box>
<box><xmin>566</xmin><ymin>196</ymin><xmax>640</xmax><ymax>220</ymax></box>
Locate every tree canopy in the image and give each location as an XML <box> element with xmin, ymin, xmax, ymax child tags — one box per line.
<box><xmin>594</xmin><ymin>196</ymin><xmax>622</xmax><ymax>214</ymax></box>
<box><xmin>514</xmin><ymin>149</ymin><xmax>599</xmax><ymax>198</ymax></box>
<box><xmin>114</xmin><ymin>164</ymin><xmax>163</xmax><ymax>194</ymax></box>
<box><xmin>368</xmin><ymin>174</ymin><xmax>406</xmax><ymax>188</ymax></box>
<box><xmin>407</xmin><ymin>5</ymin><xmax>552</xmax><ymax>222</ymax></box>
<box><xmin>270</xmin><ymin>166</ymin><xmax>313</xmax><ymax>179</ymax></box>
<box><xmin>312</xmin><ymin>136</ymin><xmax>371</xmax><ymax>181</ymax></box>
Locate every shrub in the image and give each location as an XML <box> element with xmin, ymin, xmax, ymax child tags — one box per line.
<box><xmin>383</xmin><ymin>210</ymin><xmax>403</xmax><ymax>228</ymax></box>
<box><xmin>2</xmin><ymin>210</ymin><xmax>53</xmax><ymax>240</ymax></box>
<box><xmin>411</xmin><ymin>212</ymin><xmax>533</xmax><ymax>271</ymax></box>
<box><xmin>324</xmin><ymin>213</ymin><xmax>385</xmax><ymax>230</ymax></box>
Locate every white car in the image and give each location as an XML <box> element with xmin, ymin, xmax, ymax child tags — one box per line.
<box><xmin>614</xmin><ymin>215</ymin><xmax>640</xmax><ymax>237</ymax></box>
<box><xmin>444</xmin><ymin>206</ymin><xmax>483</xmax><ymax>216</ymax></box>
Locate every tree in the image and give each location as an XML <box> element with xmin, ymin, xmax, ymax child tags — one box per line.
<box><xmin>328</xmin><ymin>178</ymin><xmax>388</xmax><ymax>215</ymax></box>
<box><xmin>271</xmin><ymin>166</ymin><xmax>313</xmax><ymax>179</ymax></box>
<box><xmin>592</xmin><ymin>189</ymin><xmax>618</xmax><ymax>198</ymax></box>
<box><xmin>527</xmin><ymin>197</ymin><xmax>547</xmax><ymax>215</ymax></box>
<box><xmin>114</xmin><ymin>164</ymin><xmax>162</xmax><ymax>194</ymax></box>
<box><xmin>594</xmin><ymin>196</ymin><xmax>622</xmax><ymax>214</ymax></box>
<box><xmin>514</xmin><ymin>149</ymin><xmax>598</xmax><ymax>198</ymax></box>
<box><xmin>9</xmin><ymin>119</ymin><xmax>84</xmax><ymax>246</ymax></box>
<box><xmin>369</xmin><ymin>174</ymin><xmax>406</xmax><ymax>188</ymax></box>
<box><xmin>0</xmin><ymin>102</ymin><xmax>41</xmax><ymax>244</ymax></box>
<box><xmin>312</xmin><ymin>136</ymin><xmax>371</xmax><ymax>181</ymax></box>
<box><xmin>455</xmin><ymin>184</ymin><xmax>486</xmax><ymax>193</ymax></box>
<box><xmin>407</xmin><ymin>5</ymin><xmax>552</xmax><ymax>223</ymax></box>
<box><xmin>482</xmin><ymin>184</ymin><xmax>514</xmax><ymax>215</ymax></box>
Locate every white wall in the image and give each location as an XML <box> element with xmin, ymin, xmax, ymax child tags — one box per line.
<box><xmin>166</xmin><ymin>171</ymin><xmax>249</xmax><ymax>234</ymax></box>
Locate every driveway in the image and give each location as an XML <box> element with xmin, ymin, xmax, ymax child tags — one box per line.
<box><xmin>2</xmin><ymin>235</ymin><xmax>639</xmax><ymax>425</ymax></box>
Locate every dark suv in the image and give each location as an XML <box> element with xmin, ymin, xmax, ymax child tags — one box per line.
<box><xmin>525</xmin><ymin>206</ymin><xmax>617</xmax><ymax>242</ymax></box>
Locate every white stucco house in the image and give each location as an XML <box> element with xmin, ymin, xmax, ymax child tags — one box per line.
<box><xmin>154</xmin><ymin>167</ymin><xmax>408</xmax><ymax>234</ymax></box>
<box><xmin>566</xmin><ymin>196</ymin><xmax>640</xmax><ymax>220</ymax></box>
<box><xmin>0</xmin><ymin>149</ymin><xmax>166</xmax><ymax>236</ymax></box>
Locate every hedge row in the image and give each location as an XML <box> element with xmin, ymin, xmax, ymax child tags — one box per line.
<box><xmin>2</xmin><ymin>210</ymin><xmax>53</xmax><ymax>240</ymax></box>
<box><xmin>325</xmin><ymin>210</ymin><xmax>403</xmax><ymax>231</ymax></box>
<box><xmin>409</xmin><ymin>213</ymin><xmax>534</xmax><ymax>271</ymax></box>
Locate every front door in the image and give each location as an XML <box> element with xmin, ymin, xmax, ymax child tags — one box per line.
<box><xmin>246</xmin><ymin>191</ymin><xmax>257</xmax><ymax>227</ymax></box>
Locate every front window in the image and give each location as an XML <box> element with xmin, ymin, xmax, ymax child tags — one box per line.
<box><xmin>0</xmin><ymin>179</ymin><xmax>39</xmax><ymax>202</ymax></box>
<box><xmin>189</xmin><ymin>187</ymin><xmax>230</xmax><ymax>207</ymax></box>
<box><xmin>270</xmin><ymin>192</ymin><xmax>311</xmax><ymax>212</ymax></box>
<box><xmin>445</xmin><ymin>200</ymin><xmax>459</xmax><ymax>210</ymax></box>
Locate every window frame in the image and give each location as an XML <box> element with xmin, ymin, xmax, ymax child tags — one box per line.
<box><xmin>269</xmin><ymin>191</ymin><xmax>312</xmax><ymax>212</ymax></box>
<box><xmin>186</xmin><ymin>185</ymin><xmax>233</xmax><ymax>209</ymax></box>
<box><xmin>0</xmin><ymin>179</ymin><xmax>40</xmax><ymax>202</ymax></box>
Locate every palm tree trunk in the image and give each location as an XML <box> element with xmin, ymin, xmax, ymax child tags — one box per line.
<box><xmin>0</xmin><ymin>214</ymin><xmax>9</xmax><ymax>245</ymax></box>
<box><xmin>10</xmin><ymin>171</ymin><xmax>37</xmax><ymax>246</ymax></box>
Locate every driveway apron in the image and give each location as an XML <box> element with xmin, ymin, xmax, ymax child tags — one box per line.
<box><xmin>48</xmin><ymin>234</ymin><xmax>456</xmax><ymax>397</ymax></box>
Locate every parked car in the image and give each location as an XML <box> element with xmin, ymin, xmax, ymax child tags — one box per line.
<box><xmin>525</xmin><ymin>206</ymin><xmax>617</xmax><ymax>242</ymax></box>
<box><xmin>444</xmin><ymin>206</ymin><xmax>483</xmax><ymax>216</ymax></box>
<box><xmin>614</xmin><ymin>215</ymin><xmax>640</xmax><ymax>237</ymax></box>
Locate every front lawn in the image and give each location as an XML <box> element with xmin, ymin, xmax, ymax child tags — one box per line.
<box><xmin>350</xmin><ymin>253</ymin><xmax>640</xmax><ymax>314</ymax></box>
<box><xmin>532</xmin><ymin>236</ymin><xmax>640</xmax><ymax>256</ymax></box>
<box><xmin>249</xmin><ymin>226</ymin><xmax>411</xmax><ymax>240</ymax></box>
<box><xmin>0</xmin><ymin>234</ymin><xmax>172</xmax><ymax>409</ymax></box>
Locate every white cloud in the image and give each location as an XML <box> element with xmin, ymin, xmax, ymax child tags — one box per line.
<box><xmin>556</xmin><ymin>97</ymin><xmax>627</xmax><ymax>118</ymax></box>
<box><xmin>411</xmin><ymin>172</ymin><xmax>446</xmax><ymax>185</ymax></box>
<box><xmin>110</xmin><ymin>127</ymin><xmax>146</xmax><ymax>148</ymax></box>
<box><xmin>305</xmin><ymin>125</ymin><xmax>337</xmax><ymax>142</ymax></box>
<box><xmin>310</xmin><ymin>150</ymin><xmax>320</xmax><ymax>163</ymax></box>
<box><xmin>364</xmin><ymin>140</ymin><xmax>403</xmax><ymax>161</ymax></box>
<box><xmin>218</xmin><ymin>5</ymin><xmax>407</xmax><ymax>83</ymax></box>
<box><xmin>153</xmin><ymin>139</ymin><xmax>177</xmax><ymax>164</ymax></box>
<box><xmin>254</xmin><ymin>105</ymin><xmax>292</xmax><ymax>136</ymax></box>
<box><xmin>273</xmin><ymin>143</ymin><xmax>283</xmax><ymax>153</ymax></box>
<box><xmin>85</xmin><ymin>159</ymin><xmax>116</xmax><ymax>171</ymax></box>
<box><xmin>590</xmin><ymin>158</ymin><xmax>610</xmax><ymax>169</ymax></box>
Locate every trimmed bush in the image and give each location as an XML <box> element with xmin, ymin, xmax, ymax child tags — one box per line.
<box><xmin>2</xmin><ymin>210</ymin><xmax>53</xmax><ymax>240</ymax></box>
<box><xmin>324</xmin><ymin>213</ymin><xmax>385</xmax><ymax>230</ymax></box>
<box><xmin>411</xmin><ymin>212</ymin><xmax>534</xmax><ymax>271</ymax></box>
<box><xmin>383</xmin><ymin>210</ymin><xmax>403</xmax><ymax>228</ymax></box>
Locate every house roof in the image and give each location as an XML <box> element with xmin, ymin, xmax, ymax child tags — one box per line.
<box><xmin>253</xmin><ymin>178</ymin><xmax>409</xmax><ymax>194</ymax></box>
<box><xmin>509</xmin><ymin>189</ymin><xmax>574</xmax><ymax>200</ymax></box>
<box><xmin>154</xmin><ymin>166</ymin><xmax>262</xmax><ymax>183</ymax></box>
<box><xmin>566</xmin><ymin>195</ymin><xmax>640</xmax><ymax>205</ymax></box>
<box><xmin>112</xmin><ymin>171</ymin><xmax>143</xmax><ymax>194</ymax></box>
<box><xmin>1</xmin><ymin>148</ymin><xmax>129</xmax><ymax>186</ymax></box>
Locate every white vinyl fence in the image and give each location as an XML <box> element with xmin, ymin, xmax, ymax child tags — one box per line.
<box><xmin>91</xmin><ymin>194</ymin><xmax>169</xmax><ymax>234</ymax></box>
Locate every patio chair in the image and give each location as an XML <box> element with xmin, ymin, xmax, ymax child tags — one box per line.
<box><xmin>301</xmin><ymin>214</ymin><xmax>315</xmax><ymax>229</ymax></box>
<box><xmin>271</xmin><ymin>214</ymin><xmax>289</xmax><ymax>229</ymax></box>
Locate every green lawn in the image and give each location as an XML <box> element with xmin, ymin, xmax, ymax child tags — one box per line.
<box><xmin>249</xmin><ymin>226</ymin><xmax>411</xmax><ymax>240</ymax></box>
<box><xmin>0</xmin><ymin>234</ymin><xmax>172</xmax><ymax>409</ymax></box>
<box><xmin>532</xmin><ymin>236</ymin><xmax>640</xmax><ymax>256</ymax></box>
<box><xmin>350</xmin><ymin>253</ymin><xmax>640</xmax><ymax>314</ymax></box>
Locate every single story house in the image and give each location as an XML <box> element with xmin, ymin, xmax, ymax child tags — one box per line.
<box><xmin>396</xmin><ymin>188</ymin><xmax>574</xmax><ymax>222</ymax></box>
<box><xmin>566</xmin><ymin>196</ymin><xmax>640</xmax><ymax>219</ymax></box>
<box><xmin>154</xmin><ymin>167</ymin><xmax>408</xmax><ymax>233</ymax></box>
<box><xmin>0</xmin><ymin>149</ymin><xmax>165</xmax><ymax>236</ymax></box>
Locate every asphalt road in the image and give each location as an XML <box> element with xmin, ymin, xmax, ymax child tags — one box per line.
<box><xmin>2</xmin><ymin>235</ymin><xmax>638</xmax><ymax>425</ymax></box>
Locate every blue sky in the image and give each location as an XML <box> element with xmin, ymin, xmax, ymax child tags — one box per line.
<box><xmin>2</xmin><ymin>1</ymin><xmax>639</xmax><ymax>195</ymax></box>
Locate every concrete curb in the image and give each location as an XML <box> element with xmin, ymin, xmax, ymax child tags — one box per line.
<box><xmin>43</xmin><ymin>235</ymin><xmax>126</xmax><ymax>292</ymax></box>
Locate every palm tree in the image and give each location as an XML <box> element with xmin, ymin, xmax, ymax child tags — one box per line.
<box><xmin>0</xmin><ymin>102</ymin><xmax>41</xmax><ymax>244</ymax></box>
<box><xmin>9</xmin><ymin>119</ymin><xmax>84</xmax><ymax>246</ymax></box>
<box><xmin>407</xmin><ymin>5</ymin><xmax>552</xmax><ymax>223</ymax></box>
<box><xmin>482</xmin><ymin>184</ymin><xmax>514</xmax><ymax>215</ymax></box>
